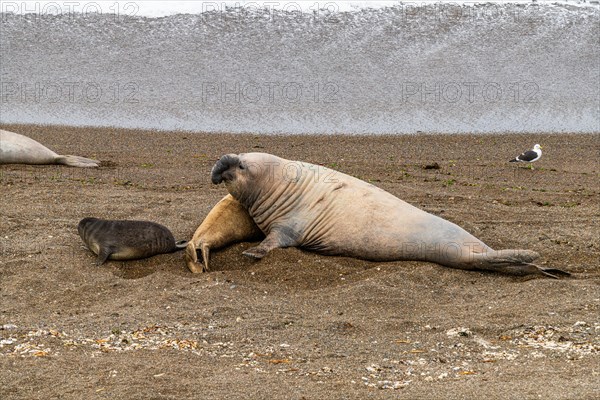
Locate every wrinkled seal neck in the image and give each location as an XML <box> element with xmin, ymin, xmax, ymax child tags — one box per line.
<box><xmin>228</xmin><ymin>179</ymin><xmax>262</xmax><ymax>212</ymax></box>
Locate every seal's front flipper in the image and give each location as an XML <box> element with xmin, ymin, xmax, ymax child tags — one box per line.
<box><xmin>242</xmin><ymin>230</ymin><xmax>296</xmax><ymax>260</ymax></box>
<box><xmin>243</xmin><ymin>243</ymin><xmax>274</xmax><ymax>259</ymax></box>
<box><xmin>96</xmin><ymin>247</ymin><xmax>112</xmax><ymax>265</ymax></box>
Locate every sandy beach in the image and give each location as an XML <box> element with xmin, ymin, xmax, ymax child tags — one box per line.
<box><xmin>0</xmin><ymin>124</ymin><xmax>598</xmax><ymax>399</ymax></box>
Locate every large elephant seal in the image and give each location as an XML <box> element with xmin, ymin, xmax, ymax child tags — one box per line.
<box><xmin>0</xmin><ymin>129</ymin><xmax>99</xmax><ymax>167</ymax></box>
<box><xmin>211</xmin><ymin>153</ymin><xmax>569</xmax><ymax>278</ymax></box>
<box><xmin>78</xmin><ymin>218</ymin><xmax>187</xmax><ymax>265</ymax></box>
<box><xmin>185</xmin><ymin>194</ymin><xmax>263</xmax><ymax>273</ymax></box>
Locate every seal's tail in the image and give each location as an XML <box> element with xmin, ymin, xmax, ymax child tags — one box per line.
<box><xmin>56</xmin><ymin>155</ymin><xmax>100</xmax><ymax>168</ymax></box>
<box><xmin>469</xmin><ymin>249</ymin><xmax>570</xmax><ymax>279</ymax></box>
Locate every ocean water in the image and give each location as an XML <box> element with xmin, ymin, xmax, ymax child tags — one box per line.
<box><xmin>0</xmin><ymin>1</ymin><xmax>598</xmax><ymax>134</ymax></box>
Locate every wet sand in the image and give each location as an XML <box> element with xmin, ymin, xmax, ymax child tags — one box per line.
<box><xmin>1</xmin><ymin>125</ymin><xmax>598</xmax><ymax>399</ymax></box>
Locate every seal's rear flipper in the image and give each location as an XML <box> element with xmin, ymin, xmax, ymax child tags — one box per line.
<box><xmin>468</xmin><ymin>250</ymin><xmax>570</xmax><ymax>278</ymax></box>
<box><xmin>56</xmin><ymin>155</ymin><xmax>100</xmax><ymax>168</ymax></box>
<box><xmin>175</xmin><ymin>240</ymin><xmax>188</xmax><ymax>250</ymax></box>
<box><xmin>499</xmin><ymin>263</ymin><xmax>570</xmax><ymax>279</ymax></box>
<box><xmin>537</xmin><ymin>267</ymin><xmax>571</xmax><ymax>279</ymax></box>
<box><xmin>201</xmin><ymin>244</ymin><xmax>210</xmax><ymax>273</ymax></box>
<box><xmin>185</xmin><ymin>241</ymin><xmax>206</xmax><ymax>273</ymax></box>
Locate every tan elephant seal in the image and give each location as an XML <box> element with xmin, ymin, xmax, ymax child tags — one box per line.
<box><xmin>0</xmin><ymin>129</ymin><xmax>99</xmax><ymax>167</ymax></box>
<box><xmin>78</xmin><ymin>218</ymin><xmax>188</xmax><ymax>265</ymax></box>
<box><xmin>210</xmin><ymin>153</ymin><xmax>569</xmax><ymax>278</ymax></box>
<box><xmin>185</xmin><ymin>194</ymin><xmax>263</xmax><ymax>273</ymax></box>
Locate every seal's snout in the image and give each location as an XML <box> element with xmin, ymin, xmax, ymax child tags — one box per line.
<box><xmin>77</xmin><ymin>217</ymin><xmax>97</xmax><ymax>234</ymax></box>
<box><xmin>211</xmin><ymin>154</ymin><xmax>239</xmax><ymax>184</ymax></box>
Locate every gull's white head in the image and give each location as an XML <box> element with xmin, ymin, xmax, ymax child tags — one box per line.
<box><xmin>533</xmin><ymin>144</ymin><xmax>542</xmax><ymax>151</ymax></box>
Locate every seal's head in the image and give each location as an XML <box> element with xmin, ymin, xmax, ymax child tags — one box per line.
<box><xmin>211</xmin><ymin>153</ymin><xmax>281</xmax><ymax>203</ymax></box>
<box><xmin>77</xmin><ymin>217</ymin><xmax>98</xmax><ymax>237</ymax></box>
<box><xmin>211</xmin><ymin>154</ymin><xmax>244</xmax><ymax>185</ymax></box>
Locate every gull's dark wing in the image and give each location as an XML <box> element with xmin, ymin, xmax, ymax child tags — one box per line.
<box><xmin>517</xmin><ymin>150</ymin><xmax>538</xmax><ymax>162</ymax></box>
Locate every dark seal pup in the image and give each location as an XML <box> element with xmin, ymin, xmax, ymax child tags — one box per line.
<box><xmin>210</xmin><ymin>152</ymin><xmax>569</xmax><ymax>278</ymax></box>
<box><xmin>78</xmin><ymin>217</ymin><xmax>188</xmax><ymax>265</ymax></box>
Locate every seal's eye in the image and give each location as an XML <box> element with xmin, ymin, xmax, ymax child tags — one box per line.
<box><xmin>238</xmin><ymin>164</ymin><xmax>245</xmax><ymax>170</ymax></box>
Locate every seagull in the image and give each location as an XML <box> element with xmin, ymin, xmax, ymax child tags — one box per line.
<box><xmin>509</xmin><ymin>144</ymin><xmax>542</xmax><ymax>168</ymax></box>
